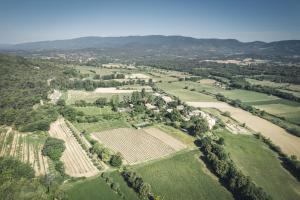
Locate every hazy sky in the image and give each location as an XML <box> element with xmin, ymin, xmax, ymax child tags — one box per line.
<box><xmin>0</xmin><ymin>0</ymin><xmax>299</xmax><ymax>43</ymax></box>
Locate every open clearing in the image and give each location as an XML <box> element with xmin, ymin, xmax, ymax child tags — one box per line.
<box><xmin>91</xmin><ymin>127</ymin><xmax>186</xmax><ymax>165</ymax></box>
<box><xmin>66</xmin><ymin>90</ymin><xmax>130</xmax><ymax>104</ymax></box>
<box><xmin>0</xmin><ymin>127</ymin><xmax>49</xmax><ymax>176</ymax></box>
<box><xmin>157</xmin><ymin>82</ymin><xmax>217</xmax><ymax>102</ymax></box>
<box><xmin>216</xmin><ymin>129</ymin><xmax>300</xmax><ymax>200</ymax></box>
<box><xmin>134</xmin><ymin>150</ymin><xmax>233</xmax><ymax>200</ymax></box>
<box><xmin>187</xmin><ymin>101</ymin><xmax>300</xmax><ymax>157</ymax></box>
<box><xmin>49</xmin><ymin>118</ymin><xmax>98</xmax><ymax>177</ymax></box>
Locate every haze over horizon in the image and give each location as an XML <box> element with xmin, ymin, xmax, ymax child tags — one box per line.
<box><xmin>1</xmin><ymin>0</ymin><xmax>299</xmax><ymax>44</ymax></box>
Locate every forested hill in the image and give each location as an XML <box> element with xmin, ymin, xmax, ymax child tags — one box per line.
<box><xmin>2</xmin><ymin>35</ymin><xmax>300</xmax><ymax>57</ymax></box>
<box><xmin>0</xmin><ymin>54</ymin><xmax>70</xmax><ymax>131</ymax></box>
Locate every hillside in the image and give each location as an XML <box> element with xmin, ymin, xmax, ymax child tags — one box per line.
<box><xmin>2</xmin><ymin>36</ymin><xmax>300</xmax><ymax>57</ymax></box>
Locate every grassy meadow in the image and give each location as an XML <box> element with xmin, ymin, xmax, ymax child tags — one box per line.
<box><xmin>133</xmin><ymin>150</ymin><xmax>233</xmax><ymax>200</ymax></box>
<box><xmin>215</xmin><ymin>129</ymin><xmax>300</xmax><ymax>200</ymax></box>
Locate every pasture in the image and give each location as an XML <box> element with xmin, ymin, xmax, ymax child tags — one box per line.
<box><xmin>66</xmin><ymin>177</ymin><xmax>122</xmax><ymax>200</ymax></box>
<box><xmin>49</xmin><ymin>119</ymin><xmax>99</xmax><ymax>177</ymax></box>
<box><xmin>216</xmin><ymin>129</ymin><xmax>300</xmax><ymax>200</ymax></box>
<box><xmin>133</xmin><ymin>150</ymin><xmax>233</xmax><ymax>200</ymax></box>
<box><xmin>91</xmin><ymin>127</ymin><xmax>186</xmax><ymax>165</ymax></box>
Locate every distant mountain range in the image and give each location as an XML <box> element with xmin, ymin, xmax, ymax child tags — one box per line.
<box><xmin>1</xmin><ymin>35</ymin><xmax>300</xmax><ymax>57</ymax></box>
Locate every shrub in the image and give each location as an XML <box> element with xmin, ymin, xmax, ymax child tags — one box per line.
<box><xmin>42</xmin><ymin>137</ymin><xmax>65</xmax><ymax>161</ymax></box>
<box><xmin>110</xmin><ymin>153</ymin><xmax>123</xmax><ymax>167</ymax></box>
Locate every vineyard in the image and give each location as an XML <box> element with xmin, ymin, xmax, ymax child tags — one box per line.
<box><xmin>0</xmin><ymin>126</ymin><xmax>49</xmax><ymax>176</ymax></box>
<box><xmin>91</xmin><ymin>128</ymin><xmax>187</xmax><ymax>165</ymax></box>
<box><xmin>49</xmin><ymin>119</ymin><xmax>99</xmax><ymax>177</ymax></box>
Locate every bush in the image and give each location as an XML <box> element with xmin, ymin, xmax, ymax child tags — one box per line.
<box><xmin>110</xmin><ymin>153</ymin><xmax>123</xmax><ymax>167</ymax></box>
<box><xmin>42</xmin><ymin>137</ymin><xmax>65</xmax><ymax>161</ymax></box>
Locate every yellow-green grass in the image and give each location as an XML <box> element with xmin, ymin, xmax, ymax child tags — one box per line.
<box><xmin>157</xmin><ymin>82</ymin><xmax>217</xmax><ymax>102</ymax></box>
<box><xmin>246</xmin><ymin>78</ymin><xmax>289</xmax><ymax>88</ymax></box>
<box><xmin>73</xmin><ymin>119</ymin><xmax>131</xmax><ymax>133</ymax></box>
<box><xmin>152</xmin><ymin>124</ymin><xmax>195</xmax><ymax>147</ymax></box>
<box><xmin>221</xmin><ymin>89</ymin><xmax>279</xmax><ymax>103</ymax></box>
<box><xmin>254</xmin><ymin>103</ymin><xmax>300</xmax><ymax>115</ymax></box>
<box><xmin>66</xmin><ymin>90</ymin><xmax>130</xmax><ymax>104</ymax></box>
<box><xmin>66</xmin><ymin>176</ymin><xmax>138</xmax><ymax>200</ymax></box>
<box><xmin>246</xmin><ymin>78</ymin><xmax>300</xmax><ymax>92</ymax></box>
<box><xmin>279</xmin><ymin>89</ymin><xmax>300</xmax><ymax>98</ymax></box>
<box><xmin>216</xmin><ymin>129</ymin><xmax>300</xmax><ymax>200</ymax></box>
<box><xmin>74</xmin><ymin>106</ymin><xmax>115</xmax><ymax>116</ymax></box>
<box><xmin>133</xmin><ymin>150</ymin><xmax>233</xmax><ymax>200</ymax></box>
<box><xmin>280</xmin><ymin>112</ymin><xmax>300</xmax><ymax>125</ymax></box>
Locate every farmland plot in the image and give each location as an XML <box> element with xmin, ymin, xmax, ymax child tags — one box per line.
<box><xmin>187</xmin><ymin>101</ymin><xmax>300</xmax><ymax>158</ymax></box>
<box><xmin>91</xmin><ymin>128</ymin><xmax>186</xmax><ymax>165</ymax></box>
<box><xmin>49</xmin><ymin>118</ymin><xmax>99</xmax><ymax>177</ymax></box>
<box><xmin>0</xmin><ymin>127</ymin><xmax>49</xmax><ymax>176</ymax></box>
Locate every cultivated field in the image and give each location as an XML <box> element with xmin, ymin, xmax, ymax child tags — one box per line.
<box><xmin>91</xmin><ymin>128</ymin><xmax>186</xmax><ymax>165</ymax></box>
<box><xmin>0</xmin><ymin>127</ymin><xmax>49</xmax><ymax>176</ymax></box>
<box><xmin>187</xmin><ymin>102</ymin><xmax>300</xmax><ymax>157</ymax></box>
<box><xmin>49</xmin><ymin>118</ymin><xmax>99</xmax><ymax>177</ymax></box>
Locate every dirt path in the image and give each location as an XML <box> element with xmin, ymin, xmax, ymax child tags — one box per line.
<box><xmin>187</xmin><ymin>101</ymin><xmax>300</xmax><ymax>158</ymax></box>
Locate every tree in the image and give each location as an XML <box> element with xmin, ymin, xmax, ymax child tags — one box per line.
<box><xmin>110</xmin><ymin>95</ymin><xmax>119</xmax><ymax>111</ymax></box>
<box><xmin>95</xmin><ymin>97</ymin><xmax>107</xmax><ymax>107</ymax></box>
<box><xmin>139</xmin><ymin>182</ymin><xmax>151</xmax><ymax>199</ymax></box>
<box><xmin>110</xmin><ymin>153</ymin><xmax>123</xmax><ymax>167</ymax></box>
<box><xmin>42</xmin><ymin>137</ymin><xmax>65</xmax><ymax>161</ymax></box>
<box><xmin>194</xmin><ymin>118</ymin><xmax>209</xmax><ymax>135</ymax></box>
<box><xmin>56</xmin><ymin>99</ymin><xmax>66</xmax><ymax>106</ymax></box>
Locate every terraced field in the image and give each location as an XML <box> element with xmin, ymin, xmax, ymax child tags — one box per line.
<box><xmin>49</xmin><ymin>119</ymin><xmax>99</xmax><ymax>177</ymax></box>
<box><xmin>0</xmin><ymin>127</ymin><xmax>49</xmax><ymax>176</ymax></box>
<box><xmin>91</xmin><ymin>128</ymin><xmax>186</xmax><ymax>165</ymax></box>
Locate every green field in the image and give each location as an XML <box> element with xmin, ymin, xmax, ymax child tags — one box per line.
<box><xmin>72</xmin><ymin>106</ymin><xmax>131</xmax><ymax>133</ymax></box>
<box><xmin>74</xmin><ymin>106</ymin><xmax>115</xmax><ymax>116</ymax></box>
<box><xmin>215</xmin><ymin>129</ymin><xmax>300</xmax><ymax>200</ymax></box>
<box><xmin>133</xmin><ymin>150</ymin><xmax>233</xmax><ymax>200</ymax></box>
<box><xmin>157</xmin><ymin>81</ymin><xmax>217</xmax><ymax>102</ymax></box>
<box><xmin>221</xmin><ymin>89</ymin><xmax>279</xmax><ymax>103</ymax></box>
<box><xmin>152</xmin><ymin>124</ymin><xmax>195</xmax><ymax>146</ymax></box>
<box><xmin>66</xmin><ymin>176</ymin><xmax>132</xmax><ymax>200</ymax></box>
<box><xmin>66</xmin><ymin>90</ymin><xmax>131</xmax><ymax>104</ymax></box>
<box><xmin>73</xmin><ymin>119</ymin><xmax>131</xmax><ymax>133</ymax></box>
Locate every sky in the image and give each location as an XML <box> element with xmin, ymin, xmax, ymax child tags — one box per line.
<box><xmin>0</xmin><ymin>0</ymin><xmax>299</xmax><ymax>44</ymax></box>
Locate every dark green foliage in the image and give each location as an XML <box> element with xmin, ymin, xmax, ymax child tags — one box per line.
<box><xmin>193</xmin><ymin>118</ymin><xmax>209</xmax><ymax>136</ymax></box>
<box><xmin>110</xmin><ymin>153</ymin><xmax>123</xmax><ymax>167</ymax></box>
<box><xmin>95</xmin><ymin>97</ymin><xmax>107</xmax><ymax>107</ymax></box>
<box><xmin>122</xmin><ymin>169</ymin><xmax>153</xmax><ymax>199</ymax></box>
<box><xmin>0</xmin><ymin>157</ymin><xmax>35</xmax><ymax>179</ymax></box>
<box><xmin>0</xmin><ymin>157</ymin><xmax>67</xmax><ymax>200</ymax></box>
<box><xmin>42</xmin><ymin>137</ymin><xmax>65</xmax><ymax>161</ymax></box>
<box><xmin>0</xmin><ymin>55</ymin><xmax>65</xmax><ymax>130</ymax></box>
